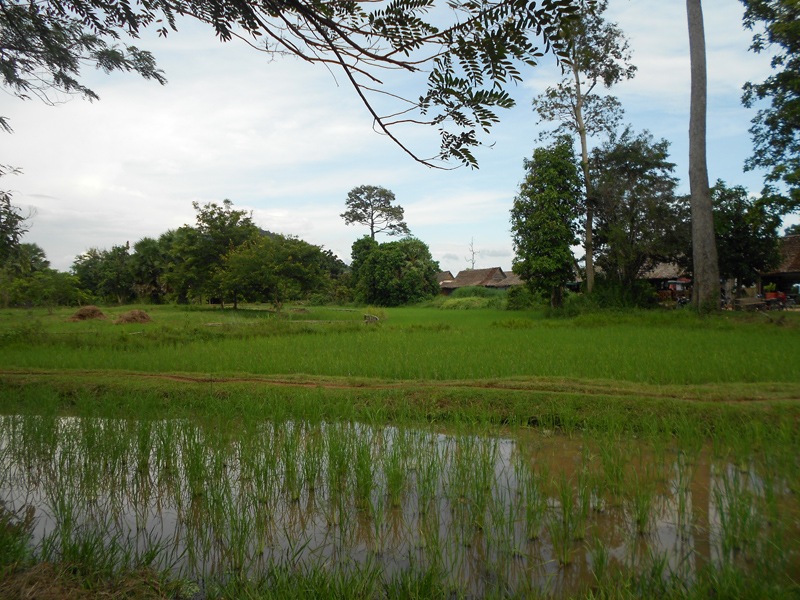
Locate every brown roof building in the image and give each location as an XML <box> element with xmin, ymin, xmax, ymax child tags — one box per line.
<box><xmin>763</xmin><ymin>234</ymin><xmax>800</xmax><ymax>292</ymax></box>
<box><xmin>436</xmin><ymin>271</ymin><xmax>454</xmax><ymax>284</ymax></box>
<box><xmin>439</xmin><ymin>267</ymin><xmax>523</xmax><ymax>294</ymax></box>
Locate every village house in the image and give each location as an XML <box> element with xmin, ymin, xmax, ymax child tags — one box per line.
<box><xmin>438</xmin><ymin>267</ymin><xmax>523</xmax><ymax>295</ymax></box>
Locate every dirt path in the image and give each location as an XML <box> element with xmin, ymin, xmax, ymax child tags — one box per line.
<box><xmin>1</xmin><ymin>369</ymin><xmax>796</xmax><ymax>403</ymax></box>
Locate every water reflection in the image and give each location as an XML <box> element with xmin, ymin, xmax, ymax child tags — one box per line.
<box><xmin>0</xmin><ymin>416</ymin><xmax>797</xmax><ymax>596</ymax></box>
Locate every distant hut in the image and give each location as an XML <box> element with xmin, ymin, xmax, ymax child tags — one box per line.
<box><xmin>761</xmin><ymin>234</ymin><xmax>800</xmax><ymax>294</ymax></box>
<box><xmin>437</xmin><ymin>271</ymin><xmax>455</xmax><ymax>286</ymax></box>
<box><xmin>439</xmin><ymin>267</ymin><xmax>523</xmax><ymax>295</ymax></box>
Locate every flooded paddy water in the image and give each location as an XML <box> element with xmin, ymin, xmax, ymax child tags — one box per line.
<box><xmin>1</xmin><ymin>414</ymin><xmax>798</xmax><ymax>597</ymax></box>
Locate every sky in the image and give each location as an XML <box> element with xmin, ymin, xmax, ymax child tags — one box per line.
<box><xmin>2</xmin><ymin>0</ymin><xmax>798</xmax><ymax>274</ymax></box>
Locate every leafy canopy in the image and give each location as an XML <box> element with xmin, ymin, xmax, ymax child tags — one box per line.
<box><xmin>741</xmin><ymin>0</ymin><xmax>800</xmax><ymax>212</ymax></box>
<box><xmin>352</xmin><ymin>236</ymin><xmax>439</xmax><ymax>306</ymax></box>
<box><xmin>590</xmin><ymin>127</ymin><xmax>686</xmax><ymax>287</ymax></box>
<box><xmin>531</xmin><ymin>0</ymin><xmax>635</xmax><ymax>143</ymax></box>
<box><xmin>711</xmin><ymin>180</ymin><xmax>781</xmax><ymax>288</ymax></box>
<box><xmin>510</xmin><ymin>136</ymin><xmax>583</xmax><ymax>308</ymax></box>
<box><xmin>341</xmin><ymin>185</ymin><xmax>410</xmax><ymax>240</ymax></box>
<box><xmin>0</xmin><ymin>0</ymin><xmax>583</xmax><ymax>166</ymax></box>
<box><xmin>0</xmin><ymin>193</ymin><xmax>28</xmax><ymax>264</ymax></box>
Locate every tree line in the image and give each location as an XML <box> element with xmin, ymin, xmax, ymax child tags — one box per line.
<box><xmin>511</xmin><ymin>133</ymin><xmax>784</xmax><ymax>308</ymax></box>
<box><xmin>0</xmin><ymin>189</ymin><xmax>443</xmax><ymax>309</ymax></box>
<box><xmin>0</xmin><ymin>200</ymin><xmax>347</xmax><ymax>310</ymax></box>
<box><xmin>510</xmin><ymin>0</ymin><xmax>793</xmax><ymax>309</ymax></box>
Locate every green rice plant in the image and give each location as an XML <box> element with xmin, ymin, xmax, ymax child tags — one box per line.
<box><xmin>325</xmin><ymin>422</ymin><xmax>352</xmax><ymax>498</ymax></box>
<box><xmin>418</xmin><ymin>508</ymin><xmax>443</xmax><ymax>569</ymax></box>
<box><xmin>490</xmin><ymin>482</ymin><xmax>524</xmax><ymax>558</ymax></box>
<box><xmin>281</xmin><ymin>423</ymin><xmax>301</xmax><ymax>502</ymax></box>
<box><xmin>626</xmin><ymin>469</ymin><xmax>656</xmax><ymax>536</ymax></box>
<box><xmin>598</xmin><ymin>434</ymin><xmax>627</xmax><ymax>500</ymax></box>
<box><xmin>587</xmin><ymin>532</ymin><xmax>610</xmax><ymax>586</ymax></box>
<box><xmin>385</xmin><ymin>430</ymin><xmax>407</xmax><ymax>509</ymax></box>
<box><xmin>546</xmin><ymin>512</ymin><xmax>573</xmax><ymax>567</ymax></box>
<box><xmin>673</xmin><ymin>412</ymin><xmax>705</xmax><ymax>464</ymax></box>
<box><xmin>714</xmin><ymin>465</ymin><xmax>761</xmax><ymax>559</ymax></box>
<box><xmin>573</xmin><ymin>466</ymin><xmax>591</xmax><ymax>541</ymax></box>
<box><xmin>466</xmin><ymin>435</ymin><xmax>497</xmax><ymax>531</ymax></box>
<box><xmin>415</xmin><ymin>438</ymin><xmax>442</xmax><ymax>516</ymax></box>
<box><xmin>446</xmin><ymin>434</ymin><xmax>471</xmax><ymax>502</ymax></box>
<box><xmin>301</xmin><ymin>423</ymin><xmax>323</xmax><ymax>492</ymax></box>
<box><xmin>556</xmin><ymin>470</ymin><xmax>574</xmax><ymax>530</ymax></box>
<box><xmin>0</xmin><ymin>504</ymin><xmax>34</xmax><ymax>568</ymax></box>
<box><xmin>368</xmin><ymin>493</ymin><xmax>387</xmax><ymax>556</ymax></box>
<box><xmin>354</xmin><ymin>430</ymin><xmax>375</xmax><ymax>511</ymax></box>
<box><xmin>522</xmin><ymin>463</ymin><xmax>549</xmax><ymax>540</ymax></box>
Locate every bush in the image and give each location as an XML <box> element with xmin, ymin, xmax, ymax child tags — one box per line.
<box><xmin>592</xmin><ymin>275</ymin><xmax>659</xmax><ymax>309</ymax></box>
<box><xmin>451</xmin><ymin>286</ymin><xmax>505</xmax><ymax>299</ymax></box>
<box><xmin>439</xmin><ymin>297</ymin><xmax>491</xmax><ymax>309</ymax></box>
<box><xmin>506</xmin><ymin>285</ymin><xmax>537</xmax><ymax>310</ymax></box>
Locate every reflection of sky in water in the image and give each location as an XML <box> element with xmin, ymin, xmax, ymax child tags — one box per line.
<box><xmin>0</xmin><ymin>416</ymin><xmax>796</xmax><ymax>596</ymax></box>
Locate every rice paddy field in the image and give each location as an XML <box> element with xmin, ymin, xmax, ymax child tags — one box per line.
<box><xmin>1</xmin><ymin>303</ymin><xmax>799</xmax><ymax>599</ymax></box>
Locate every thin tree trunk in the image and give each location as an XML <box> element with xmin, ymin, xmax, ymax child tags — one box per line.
<box><xmin>573</xmin><ymin>68</ymin><xmax>595</xmax><ymax>294</ymax></box>
<box><xmin>687</xmin><ymin>0</ymin><xmax>720</xmax><ymax>310</ymax></box>
<box><xmin>550</xmin><ymin>285</ymin><xmax>564</xmax><ymax>309</ymax></box>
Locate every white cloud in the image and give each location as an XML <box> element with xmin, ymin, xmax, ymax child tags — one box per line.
<box><xmin>4</xmin><ymin>0</ymin><xmax>792</xmax><ymax>273</ymax></box>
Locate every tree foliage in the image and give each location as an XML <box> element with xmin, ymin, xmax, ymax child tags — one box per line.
<box><xmin>352</xmin><ymin>236</ymin><xmax>439</xmax><ymax>306</ymax></box>
<box><xmin>72</xmin><ymin>245</ymin><xmax>134</xmax><ymax>304</ymax></box>
<box><xmin>741</xmin><ymin>0</ymin><xmax>800</xmax><ymax>212</ymax></box>
<box><xmin>710</xmin><ymin>180</ymin><xmax>781</xmax><ymax>289</ymax></box>
<box><xmin>531</xmin><ymin>0</ymin><xmax>635</xmax><ymax>293</ymax></box>
<box><xmin>0</xmin><ymin>0</ymin><xmax>165</xmax><ymax>126</ymax></box>
<box><xmin>164</xmin><ymin>200</ymin><xmax>258</xmax><ymax>303</ymax></box>
<box><xmin>341</xmin><ymin>186</ymin><xmax>410</xmax><ymax>240</ymax></box>
<box><xmin>219</xmin><ymin>235</ymin><xmax>327</xmax><ymax>310</ymax></box>
<box><xmin>129</xmin><ymin>237</ymin><xmax>169</xmax><ymax>303</ymax></box>
<box><xmin>510</xmin><ymin>136</ymin><xmax>583</xmax><ymax>308</ymax></box>
<box><xmin>0</xmin><ymin>192</ymin><xmax>29</xmax><ymax>263</ymax></box>
<box><xmin>590</xmin><ymin>128</ymin><xmax>687</xmax><ymax>288</ymax></box>
<box><xmin>0</xmin><ymin>0</ymin><xmax>583</xmax><ymax>166</ymax></box>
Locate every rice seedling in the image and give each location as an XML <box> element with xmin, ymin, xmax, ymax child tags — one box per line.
<box><xmin>354</xmin><ymin>430</ymin><xmax>375</xmax><ymax>511</ymax></box>
<box><xmin>281</xmin><ymin>423</ymin><xmax>301</xmax><ymax>503</ymax></box>
<box><xmin>1</xmin><ymin>381</ymin><xmax>799</xmax><ymax>600</ymax></box>
<box><xmin>522</xmin><ymin>462</ymin><xmax>549</xmax><ymax>542</ymax></box>
<box><xmin>586</xmin><ymin>532</ymin><xmax>610</xmax><ymax>587</ymax></box>
<box><xmin>714</xmin><ymin>464</ymin><xmax>761</xmax><ymax>559</ymax></box>
<box><xmin>546</xmin><ymin>513</ymin><xmax>573</xmax><ymax>568</ymax></box>
<box><xmin>384</xmin><ymin>429</ymin><xmax>407</xmax><ymax>509</ymax></box>
<box><xmin>415</xmin><ymin>437</ymin><xmax>442</xmax><ymax>517</ymax></box>
<box><xmin>625</xmin><ymin>469</ymin><xmax>656</xmax><ymax>536</ymax></box>
<box><xmin>597</xmin><ymin>434</ymin><xmax>627</xmax><ymax>501</ymax></box>
<box><xmin>325</xmin><ymin>422</ymin><xmax>352</xmax><ymax>500</ymax></box>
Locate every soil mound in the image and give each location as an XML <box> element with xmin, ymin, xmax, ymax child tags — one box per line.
<box><xmin>114</xmin><ymin>310</ymin><xmax>153</xmax><ymax>325</ymax></box>
<box><xmin>67</xmin><ymin>306</ymin><xmax>106</xmax><ymax>321</ymax></box>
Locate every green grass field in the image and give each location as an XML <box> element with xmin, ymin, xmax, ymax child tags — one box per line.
<box><xmin>1</xmin><ymin>303</ymin><xmax>799</xmax><ymax>599</ymax></box>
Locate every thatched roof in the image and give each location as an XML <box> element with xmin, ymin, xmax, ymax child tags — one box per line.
<box><xmin>768</xmin><ymin>235</ymin><xmax>800</xmax><ymax>275</ymax></box>
<box><xmin>437</xmin><ymin>271</ymin><xmax>454</xmax><ymax>284</ymax></box>
<box><xmin>440</xmin><ymin>267</ymin><xmax>523</xmax><ymax>290</ymax></box>
<box><xmin>639</xmin><ymin>262</ymin><xmax>684</xmax><ymax>280</ymax></box>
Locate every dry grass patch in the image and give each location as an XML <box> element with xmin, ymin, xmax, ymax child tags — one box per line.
<box><xmin>67</xmin><ymin>306</ymin><xmax>106</xmax><ymax>322</ymax></box>
<box><xmin>114</xmin><ymin>310</ymin><xmax>153</xmax><ymax>325</ymax></box>
<box><xmin>0</xmin><ymin>563</ymin><xmax>182</xmax><ymax>600</ymax></box>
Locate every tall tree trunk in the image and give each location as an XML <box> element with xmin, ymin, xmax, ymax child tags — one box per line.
<box><xmin>573</xmin><ymin>68</ymin><xmax>595</xmax><ymax>294</ymax></box>
<box><xmin>687</xmin><ymin>0</ymin><xmax>720</xmax><ymax>310</ymax></box>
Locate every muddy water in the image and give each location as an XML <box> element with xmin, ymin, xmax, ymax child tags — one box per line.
<box><xmin>0</xmin><ymin>416</ymin><xmax>797</xmax><ymax>596</ymax></box>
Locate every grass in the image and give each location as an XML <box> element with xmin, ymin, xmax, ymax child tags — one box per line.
<box><xmin>1</xmin><ymin>303</ymin><xmax>799</xmax><ymax>598</ymax></box>
<box><xmin>1</xmin><ymin>305</ymin><xmax>799</xmax><ymax>385</ymax></box>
